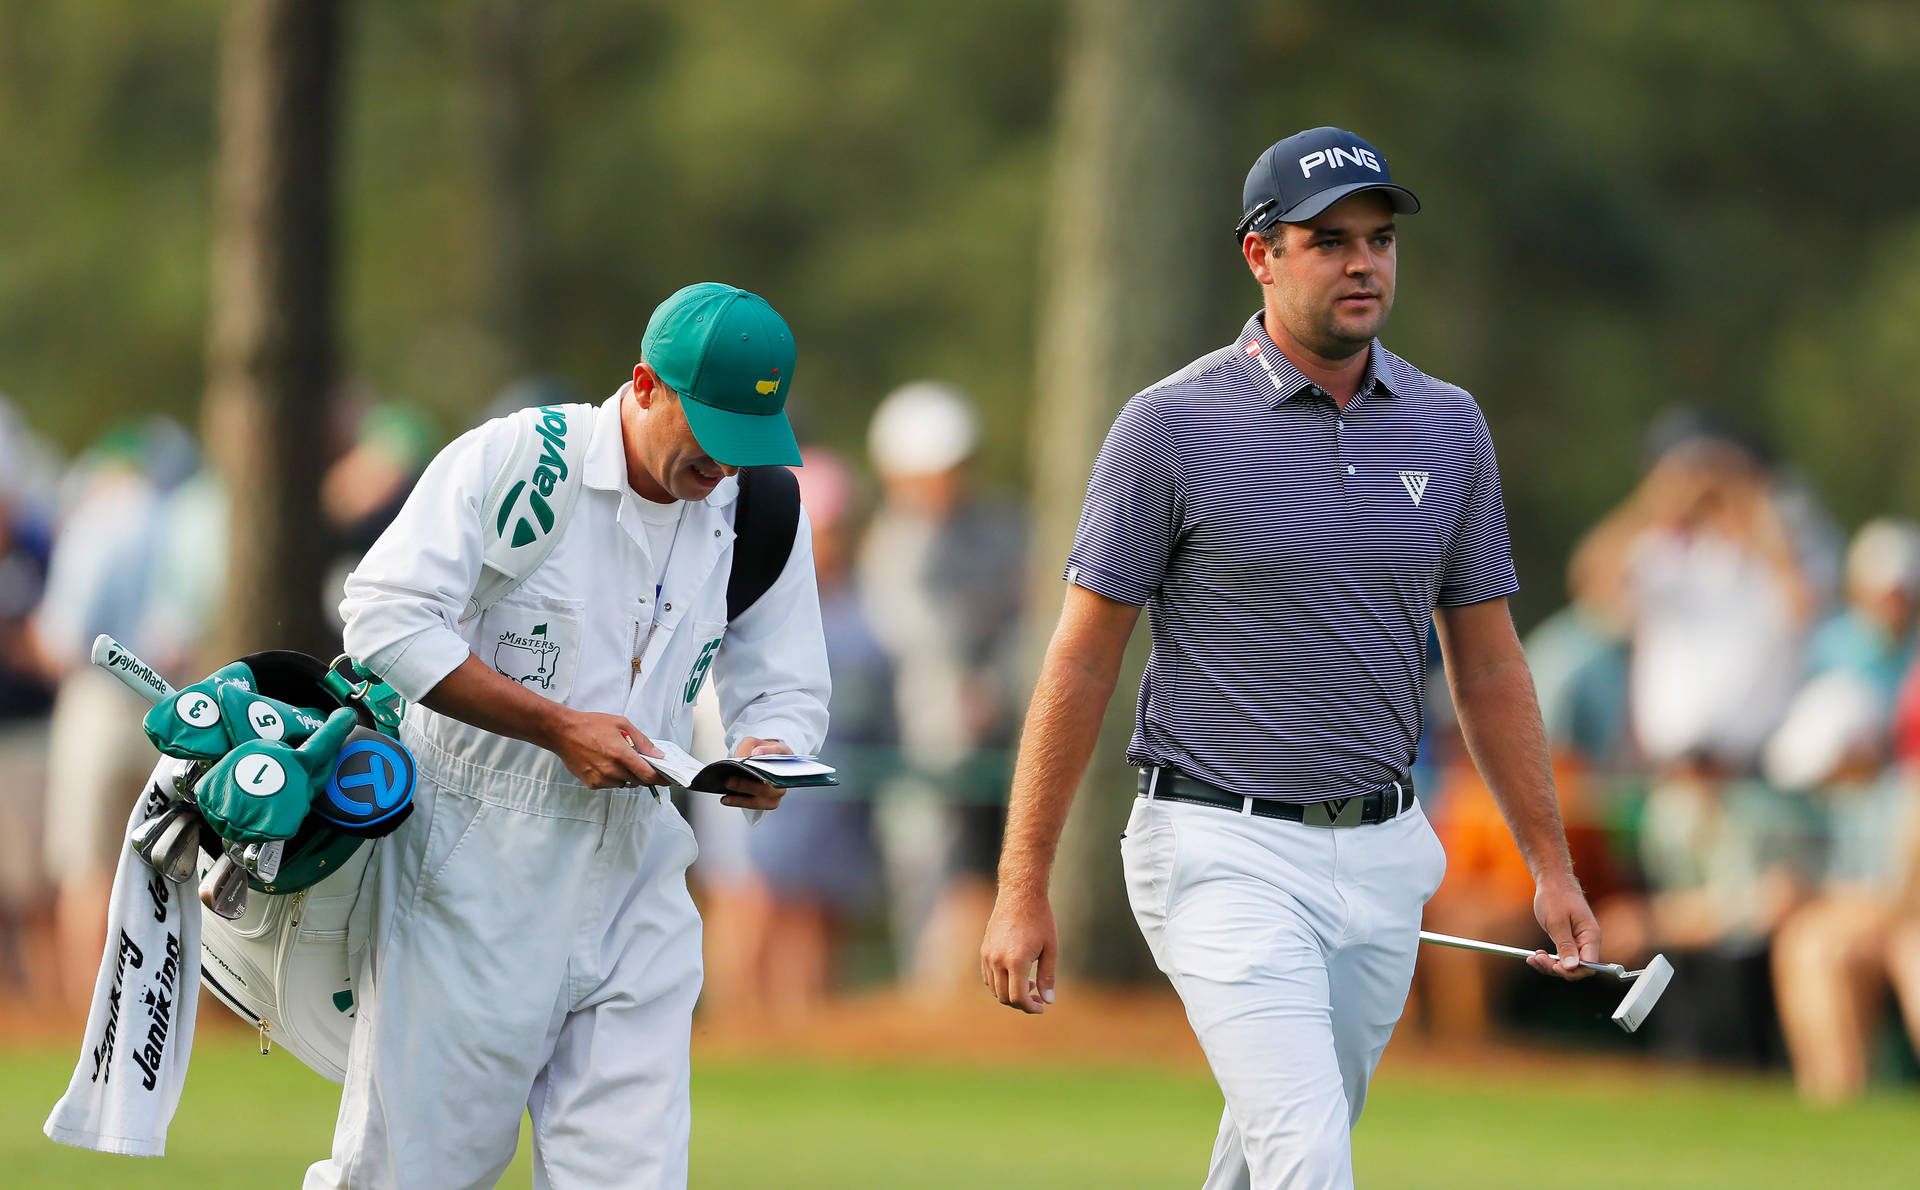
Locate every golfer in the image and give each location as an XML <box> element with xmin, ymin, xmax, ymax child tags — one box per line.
<box><xmin>318</xmin><ymin>283</ymin><xmax>830</xmax><ymax>1189</ymax></box>
<box><xmin>981</xmin><ymin>127</ymin><xmax>1599</xmax><ymax>1188</ymax></box>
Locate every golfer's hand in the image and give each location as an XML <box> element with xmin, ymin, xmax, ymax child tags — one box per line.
<box><xmin>548</xmin><ymin>711</ymin><xmax>662</xmax><ymax>789</ymax></box>
<box><xmin>981</xmin><ymin>890</ymin><xmax>1056</xmax><ymax>1013</ymax></box>
<box><xmin>1530</xmin><ymin>876</ymin><xmax>1602</xmax><ymax>981</ymax></box>
<box><xmin>720</xmin><ymin>738</ymin><xmax>790</xmax><ymax>810</ymax></box>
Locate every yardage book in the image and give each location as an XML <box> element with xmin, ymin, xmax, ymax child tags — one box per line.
<box><xmin>645</xmin><ymin>740</ymin><xmax>839</xmax><ymax>793</ymax></box>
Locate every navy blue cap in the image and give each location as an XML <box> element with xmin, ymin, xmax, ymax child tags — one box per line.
<box><xmin>1235</xmin><ymin>127</ymin><xmax>1421</xmax><ymax>241</ymax></box>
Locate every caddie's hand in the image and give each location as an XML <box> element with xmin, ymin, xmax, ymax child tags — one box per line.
<box><xmin>1530</xmin><ymin>875</ymin><xmax>1602</xmax><ymax>981</ymax></box>
<box><xmin>981</xmin><ymin>890</ymin><xmax>1057</xmax><ymax>1014</ymax></box>
<box><xmin>549</xmin><ymin>711</ymin><xmax>662</xmax><ymax>789</ymax></box>
<box><xmin>720</xmin><ymin>737</ymin><xmax>790</xmax><ymax>810</ymax></box>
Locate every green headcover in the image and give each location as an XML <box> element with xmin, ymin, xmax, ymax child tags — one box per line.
<box><xmin>143</xmin><ymin>662</ymin><xmax>332</xmax><ymax>761</ymax></box>
<box><xmin>197</xmin><ymin>708</ymin><xmax>359</xmax><ymax>844</ymax></box>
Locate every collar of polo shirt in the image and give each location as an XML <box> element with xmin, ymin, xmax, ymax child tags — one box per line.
<box><xmin>1237</xmin><ymin>313</ymin><xmax>1397</xmax><ymax>407</ymax></box>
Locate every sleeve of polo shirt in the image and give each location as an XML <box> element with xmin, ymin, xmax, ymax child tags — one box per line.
<box><xmin>1436</xmin><ymin>408</ymin><xmax>1521</xmax><ymax>607</ymax></box>
<box><xmin>1064</xmin><ymin>397</ymin><xmax>1181</xmax><ymax>606</ymax></box>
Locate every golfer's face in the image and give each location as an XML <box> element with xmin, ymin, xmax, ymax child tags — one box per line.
<box><xmin>1271</xmin><ymin>191</ymin><xmax>1398</xmax><ymax>356</ymax></box>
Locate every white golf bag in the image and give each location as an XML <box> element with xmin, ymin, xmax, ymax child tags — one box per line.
<box><xmin>197</xmin><ymin>840</ymin><xmax>369</xmax><ymax>1084</ymax></box>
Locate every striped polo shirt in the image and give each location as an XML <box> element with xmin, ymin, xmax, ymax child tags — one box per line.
<box><xmin>1066</xmin><ymin>312</ymin><xmax>1519</xmax><ymax>803</ymax></box>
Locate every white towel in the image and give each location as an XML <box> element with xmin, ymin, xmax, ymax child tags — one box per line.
<box><xmin>44</xmin><ymin>756</ymin><xmax>204</xmax><ymax>1157</ymax></box>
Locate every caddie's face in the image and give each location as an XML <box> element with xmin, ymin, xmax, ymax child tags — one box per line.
<box><xmin>625</xmin><ymin>366</ymin><xmax>738</xmax><ymax>503</ymax></box>
<box><xmin>1247</xmin><ymin>191</ymin><xmax>1397</xmax><ymax>360</ymax></box>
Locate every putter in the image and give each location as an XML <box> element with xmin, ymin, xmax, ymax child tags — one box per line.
<box><xmin>200</xmin><ymin>852</ymin><xmax>250</xmax><ymax>919</ymax></box>
<box><xmin>1418</xmin><ymin>930</ymin><xmax>1674</xmax><ymax>1033</ymax></box>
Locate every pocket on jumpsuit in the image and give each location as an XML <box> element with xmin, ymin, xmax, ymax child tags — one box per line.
<box><xmin>477</xmin><ymin>595</ymin><xmax>583</xmax><ymax>705</ymax></box>
<box><xmin>407</xmin><ymin>791</ymin><xmax>492</xmax><ymax>910</ymax></box>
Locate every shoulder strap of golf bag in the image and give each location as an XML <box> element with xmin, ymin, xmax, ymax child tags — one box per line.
<box><xmin>469</xmin><ymin>407</ymin><xmax>801</xmax><ymax>625</ymax></box>
<box><xmin>726</xmin><ymin>465</ymin><xmax>801</xmax><ymax>621</ymax></box>
<box><xmin>464</xmin><ymin>404</ymin><xmax>592</xmax><ymax>623</ymax></box>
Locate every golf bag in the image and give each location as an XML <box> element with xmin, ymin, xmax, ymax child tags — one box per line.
<box><xmin>184</xmin><ymin>650</ymin><xmax>409</xmax><ymax>1084</ymax></box>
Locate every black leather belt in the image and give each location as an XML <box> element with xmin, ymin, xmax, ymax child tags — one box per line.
<box><xmin>1137</xmin><ymin>766</ymin><xmax>1414</xmax><ymax>828</ymax></box>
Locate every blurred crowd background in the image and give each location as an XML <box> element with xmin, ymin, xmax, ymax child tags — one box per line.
<box><xmin>6</xmin><ymin>0</ymin><xmax>1920</xmax><ymax>1110</ymax></box>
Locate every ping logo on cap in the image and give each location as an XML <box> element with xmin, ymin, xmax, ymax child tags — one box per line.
<box><xmin>1299</xmin><ymin>146</ymin><xmax>1382</xmax><ymax>177</ymax></box>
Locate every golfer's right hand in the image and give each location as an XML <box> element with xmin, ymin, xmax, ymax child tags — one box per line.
<box><xmin>549</xmin><ymin>711</ymin><xmax>662</xmax><ymax>789</ymax></box>
<box><xmin>981</xmin><ymin>891</ymin><xmax>1057</xmax><ymax>1014</ymax></box>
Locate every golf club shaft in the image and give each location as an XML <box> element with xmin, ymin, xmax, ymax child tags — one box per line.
<box><xmin>1419</xmin><ymin>930</ymin><xmax>1629</xmax><ymax>978</ymax></box>
<box><xmin>1419</xmin><ymin>930</ymin><xmax>1542</xmax><ymax>961</ymax></box>
<box><xmin>90</xmin><ymin>633</ymin><xmax>175</xmax><ymax>705</ymax></box>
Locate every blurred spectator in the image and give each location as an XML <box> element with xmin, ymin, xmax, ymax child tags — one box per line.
<box><xmin>481</xmin><ymin>374</ymin><xmax>582</xmax><ymax>424</ymax></box>
<box><xmin>1806</xmin><ymin>518</ymin><xmax>1920</xmax><ymax>706</ymax></box>
<box><xmin>0</xmin><ymin>401</ymin><xmax>56</xmax><ymax>717</ymax></box>
<box><xmin>1414</xmin><ymin>671</ymin><xmax>1627</xmax><ymax>1042</ymax></box>
<box><xmin>859</xmin><ymin>382</ymin><xmax>1026</xmax><ymax>994</ymax></box>
<box><xmin>1766</xmin><ymin>674</ymin><xmax>1920</xmax><ymax>1100</ymax></box>
<box><xmin>1573</xmin><ymin>433</ymin><xmax>1815</xmax><ymax>777</ymax></box>
<box><xmin>32</xmin><ymin>420</ymin><xmax>224</xmax><ymax>1003</ymax></box>
<box><xmin>1598</xmin><ymin>768</ymin><xmax>1817</xmax><ymax>1064</ymax></box>
<box><xmin>0</xmin><ymin>401</ymin><xmax>59</xmax><ymax>987</ymax></box>
<box><xmin>320</xmin><ymin>400</ymin><xmax>437</xmax><ymax>629</ymax></box>
<box><xmin>1526</xmin><ymin>549</ymin><xmax>1634</xmax><ymax>774</ymax></box>
<box><xmin>698</xmin><ymin>449</ymin><xmax>891</xmax><ymax>1023</ymax></box>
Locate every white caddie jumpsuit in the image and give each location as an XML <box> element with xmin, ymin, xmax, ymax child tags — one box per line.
<box><xmin>314</xmin><ymin>392</ymin><xmax>830</xmax><ymax>1190</ymax></box>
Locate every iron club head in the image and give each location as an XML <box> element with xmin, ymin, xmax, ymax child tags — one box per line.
<box><xmin>1610</xmin><ymin>953</ymin><xmax>1674</xmax><ymax>1033</ymax></box>
<box><xmin>131</xmin><ymin>802</ymin><xmax>201</xmax><ymax>882</ymax></box>
<box><xmin>199</xmin><ymin>853</ymin><xmax>249</xmax><ymax>920</ymax></box>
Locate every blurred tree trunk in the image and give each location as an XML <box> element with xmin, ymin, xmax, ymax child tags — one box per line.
<box><xmin>202</xmin><ymin>0</ymin><xmax>344</xmax><ymax>662</ymax></box>
<box><xmin>1028</xmin><ymin>0</ymin><xmax>1243</xmax><ymax>981</ymax></box>
<box><xmin>464</xmin><ymin>0</ymin><xmax>538</xmax><ymax>376</ymax></box>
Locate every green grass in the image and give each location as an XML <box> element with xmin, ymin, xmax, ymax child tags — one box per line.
<box><xmin>6</xmin><ymin>1040</ymin><xmax>1916</xmax><ymax>1188</ymax></box>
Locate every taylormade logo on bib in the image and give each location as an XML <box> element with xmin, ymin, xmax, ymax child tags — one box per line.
<box><xmin>494</xmin><ymin>408</ymin><xmax>571</xmax><ymax>549</ymax></box>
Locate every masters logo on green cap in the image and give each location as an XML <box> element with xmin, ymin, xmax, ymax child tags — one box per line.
<box><xmin>642</xmin><ymin>282</ymin><xmax>801</xmax><ymax>467</ymax></box>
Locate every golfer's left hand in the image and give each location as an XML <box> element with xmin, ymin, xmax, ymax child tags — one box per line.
<box><xmin>1530</xmin><ymin>875</ymin><xmax>1601</xmax><ymax>981</ymax></box>
<box><xmin>720</xmin><ymin>737</ymin><xmax>790</xmax><ymax>810</ymax></box>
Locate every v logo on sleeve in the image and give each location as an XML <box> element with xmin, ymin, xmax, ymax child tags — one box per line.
<box><xmin>1399</xmin><ymin>471</ymin><xmax>1430</xmax><ymax>506</ymax></box>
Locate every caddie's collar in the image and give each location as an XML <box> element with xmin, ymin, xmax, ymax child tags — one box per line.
<box><xmin>584</xmin><ymin>389</ymin><xmax>629</xmax><ymax>493</ymax></box>
<box><xmin>585</xmin><ymin>385</ymin><xmax>740</xmax><ymax>506</ymax></box>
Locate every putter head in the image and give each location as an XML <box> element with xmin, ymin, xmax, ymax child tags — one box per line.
<box><xmin>1610</xmin><ymin>953</ymin><xmax>1673</xmax><ymax>1033</ymax></box>
<box><xmin>199</xmin><ymin>853</ymin><xmax>249</xmax><ymax>920</ymax></box>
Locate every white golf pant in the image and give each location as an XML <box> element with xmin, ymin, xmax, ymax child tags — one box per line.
<box><xmin>306</xmin><ymin>723</ymin><xmax>704</xmax><ymax>1190</ymax></box>
<box><xmin>1122</xmin><ymin>792</ymin><xmax>1446</xmax><ymax>1190</ymax></box>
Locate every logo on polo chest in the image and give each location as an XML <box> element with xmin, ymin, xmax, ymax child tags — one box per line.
<box><xmin>1399</xmin><ymin>471</ymin><xmax>1430</xmax><ymax>506</ymax></box>
<box><xmin>495</xmin><ymin>623</ymin><xmax>561</xmax><ymax>688</ymax></box>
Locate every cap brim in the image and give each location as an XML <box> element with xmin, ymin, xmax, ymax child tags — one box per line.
<box><xmin>1278</xmin><ymin>183</ymin><xmax>1421</xmax><ymax>225</ymax></box>
<box><xmin>681</xmin><ymin>397</ymin><xmax>802</xmax><ymax>467</ymax></box>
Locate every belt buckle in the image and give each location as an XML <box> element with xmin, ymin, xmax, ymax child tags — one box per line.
<box><xmin>1304</xmin><ymin>795</ymin><xmax>1365</xmax><ymax>828</ymax></box>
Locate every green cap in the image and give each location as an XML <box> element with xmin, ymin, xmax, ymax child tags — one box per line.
<box><xmin>641</xmin><ymin>283</ymin><xmax>801</xmax><ymax>467</ymax></box>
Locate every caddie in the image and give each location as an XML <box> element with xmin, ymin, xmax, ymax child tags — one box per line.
<box><xmin>317</xmin><ymin>282</ymin><xmax>829</xmax><ymax>1189</ymax></box>
<box><xmin>980</xmin><ymin>128</ymin><xmax>1601</xmax><ymax>1189</ymax></box>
